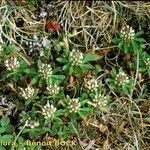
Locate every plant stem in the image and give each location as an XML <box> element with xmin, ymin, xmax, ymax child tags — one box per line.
<box><xmin>130</xmin><ymin>51</ymin><xmax>139</xmax><ymax>98</ymax></box>
<box><xmin>11</xmin><ymin>124</ymin><xmax>26</xmax><ymax>149</ymax></box>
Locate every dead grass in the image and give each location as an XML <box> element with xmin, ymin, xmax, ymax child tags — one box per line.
<box><xmin>55</xmin><ymin>1</ymin><xmax>150</xmax><ymax>51</ymax></box>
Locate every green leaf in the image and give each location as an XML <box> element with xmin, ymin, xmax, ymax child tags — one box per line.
<box><xmin>24</xmin><ymin>68</ymin><xmax>37</xmax><ymax>75</ymax></box>
<box><xmin>31</xmin><ymin>107</ymin><xmax>36</xmax><ymax>118</ymax></box>
<box><xmin>6</xmin><ymin>71</ymin><xmax>16</xmax><ymax>78</ymax></box>
<box><xmin>83</xmin><ymin>54</ymin><xmax>100</xmax><ymax>63</ymax></box>
<box><xmin>22</xmin><ymin>128</ymin><xmax>30</xmax><ymax>133</ymax></box>
<box><xmin>123</xmin><ymin>43</ymin><xmax>129</xmax><ymax>53</ymax></box>
<box><xmin>52</xmin><ymin>67</ymin><xmax>62</xmax><ymax>73</ymax></box>
<box><xmin>94</xmin><ymin>65</ymin><xmax>102</xmax><ymax>75</ymax></box>
<box><xmin>0</xmin><ymin>146</ymin><xmax>6</xmax><ymax>150</ymax></box>
<box><xmin>134</xmin><ymin>38</ymin><xmax>146</xmax><ymax>43</ymax></box>
<box><xmin>20</xmin><ymin>60</ymin><xmax>27</xmax><ymax>69</ymax></box>
<box><xmin>62</xmin><ymin>64</ymin><xmax>70</xmax><ymax>70</ymax></box>
<box><xmin>112</xmin><ymin>37</ymin><xmax>122</xmax><ymax>43</ymax></box>
<box><xmin>51</xmin><ymin>122</ymin><xmax>60</xmax><ymax>135</ymax></box>
<box><xmin>52</xmin><ymin>74</ymin><xmax>66</xmax><ymax>80</ymax></box>
<box><xmin>119</xmin><ymin>67</ymin><xmax>123</xmax><ymax>73</ymax></box>
<box><xmin>111</xmin><ymin>67</ymin><xmax>117</xmax><ymax>77</ymax></box>
<box><xmin>6</xmin><ymin>70</ymin><xmax>22</xmax><ymax>78</ymax></box>
<box><xmin>44</xmin><ymin>47</ymin><xmax>51</xmax><ymax>58</ymax></box>
<box><xmin>135</xmin><ymin>31</ymin><xmax>143</xmax><ymax>37</ymax></box>
<box><xmin>5</xmin><ymin>125</ymin><xmax>14</xmax><ymax>134</ymax></box>
<box><xmin>0</xmin><ymin>127</ymin><xmax>5</xmax><ymax>133</ymax></box>
<box><xmin>69</xmin><ymin>66</ymin><xmax>74</xmax><ymax>75</ymax></box>
<box><xmin>58</xmin><ymin>126</ymin><xmax>70</xmax><ymax>139</ymax></box>
<box><xmin>53</xmin><ymin>117</ymin><xmax>63</xmax><ymax>124</ymax></box>
<box><xmin>54</xmin><ymin>44</ymin><xmax>62</xmax><ymax>52</ymax></box>
<box><xmin>81</xmin><ymin>107</ymin><xmax>91</xmax><ymax>113</ymax></box>
<box><xmin>80</xmin><ymin>63</ymin><xmax>94</xmax><ymax>69</ymax></box>
<box><xmin>122</xmin><ymin>85</ymin><xmax>129</xmax><ymax>95</ymax></box>
<box><xmin>55</xmin><ymin>109</ymin><xmax>63</xmax><ymax>117</ymax></box>
<box><xmin>1</xmin><ymin>116</ymin><xmax>10</xmax><ymax>127</ymax></box>
<box><xmin>131</xmin><ymin>41</ymin><xmax>138</xmax><ymax>54</ymax></box>
<box><xmin>68</xmin><ymin>122</ymin><xmax>78</xmax><ymax>134</ymax></box>
<box><xmin>57</xmin><ymin>57</ymin><xmax>68</xmax><ymax>64</ymax></box>
<box><xmin>78</xmin><ymin>108</ymin><xmax>91</xmax><ymax>118</ymax></box>
<box><xmin>31</xmin><ymin>76</ymin><xmax>39</xmax><ymax>85</ymax></box>
<box><xmin>118</xmin><ymin>40</ymin><xmax>123</xmax><ymax>48</ymax></box>
<box><xmin>2</xmin><ymin>44</ymin><xmax>14</xmax><ymax>54</ymax></box>
<box><xmin>29</xmin><ymin>131</ymin><xmax>39</xmax><ymax>139</ymax></box>
<box><xmin>37</xmin><ymin>59</ymin><xmax>42</xmax><ymax>68</ymax></box>
<box><xmin>80</xmin><ymin>99</ymin><xmax>89</xmax><ymax>105</ymax></box>
<box><xmin>81</xmin><ymin>93</ymin><xmax>88</xmax><ymax>99</ymax></box>
<box><xmin>25</xmin><ymin>99</ymin><xmax>32</xmax><ymax>106</ymax></box>
<box><xmin>0</xmin><ymin>134</ymin><xmax>13</xmax><ymax>142</ymax></box>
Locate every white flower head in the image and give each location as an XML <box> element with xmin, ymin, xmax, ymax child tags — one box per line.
<box><xmin>115</xmin><ymin>72</ymin><xmax>129</xmax><ymax>86</ymax></box>
<box><xmin>21</xmin><ymin>85</ymin><xmax>35</xmax><ymax>99</ymax></box>
<box><xmin>85</xmin><ymin>78</ymin><xmax>99</xmax><ymax>92</ymax></box>
<box><xmin>46</xmin><ymin>84</ymin><xmax>60</xmax><ymax>96</ymax></box>
<box><xmin>5</xmin><ymin>56</ymin><xmax>20</xmax><ymax>71</ymax></box>
<box><xmin>69</xmin><ymin>49</ymin><xmax>84</xmax><ymax>66</ymax></box>
<box><xmin>145</xmin><ymin>58</ymin><xmax>150</xmax><ymax>69</ymax></box>
<box><xmin>42</xmin><ymin>101</ymin><xmax>57</xmax><ymax>119</ymax></box>
<box><xmin>68</xmin><ymin>98</ymin><xmax>81</xmax><ymax>113</ymax></box>
<box><xmin>93</xmin><ymin>94</ymin><xmax>108</xmax><ymax>108</ymax></box>
<box><xmin>25</xmin><ymin>118</ymin><xmax>39</xmax><ymax>129</ymax></box>
<box><xmin>120</xmin><ymin>25</ymin><xmax>135</xmax><ymax>42</ymax></box>
<box><xmin>38</xmin><ymin>63</ymin><xmax>52</xmax><ymax>79</ymax></box>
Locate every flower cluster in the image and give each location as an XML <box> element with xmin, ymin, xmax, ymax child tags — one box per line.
<box><xmin>4</xmin><ymin>56</ymin><xmax>20</xmax><ymax>71</ymax></box>
<box><xmin>20</xmin><ymin>85</ymin><xmax>35</xmax><ymax>99</ymax></box>
<box><xmin>115</xmin><ymin>72</ymin><xmax>129</xmax><ymax>86</ymax></box>
<box><xmin>23</xmin><ymin>34</ymin><xmax>51</xmax><ymax>57</ymax></box>
<box><xmin>33</xmin><ymin>2</ymin><xmax>56</xmax><ymax>19</ymax></box>
<box><xmin>25</xmin><ymin>118</ymin><xmax>39</xmax><ymax>129</ymax></box>
<box><xmin>92</xmin><ymin>94</ymin><xmax>108</xmax><ymax>108</ymax></box>
<box><xmin>42</xmin><ymin>101</ymin><xmax>57</xmax><ymax>119</ymax></box>
<box><xmin>120</xmin><ymin>25</ymin><xmax>135</xmax><ymax>42</ymax></box>
<box><xmin>69</xmin><ymin>49</ymin><xmax>84</xmax><ymax>66</ymax></box>
<box><xmin>46</xmin><ymin>84</ymin><xmax>60</xmax><ymax>96</ymax></box>
<box><xmin>68</xmin><ymin>98</ymin><xmax>81</xmax><ymax>113</ymax></box>
<box><xmin>85</xmin><ymin>78</ymin><xmax>98</xmax><ymax>92</ymax></box>
<box><xmin>145</xmin><ymin>58</ymin><xmax>150</xmax><ymax>69</ymax></box>
<box><xmin>39</xmin><ymin>10</ymin><xmax>47</xmax><ymax>18</ymax></box>
<box><xmin>38</xmin><ymin>63</ymin><xmax>53</xmax><ymax>79</ymax></box>
<box><xmin>0</xmin><ymin>96</ymin><xmax>16</xmax><ymax>116</ymax></box>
